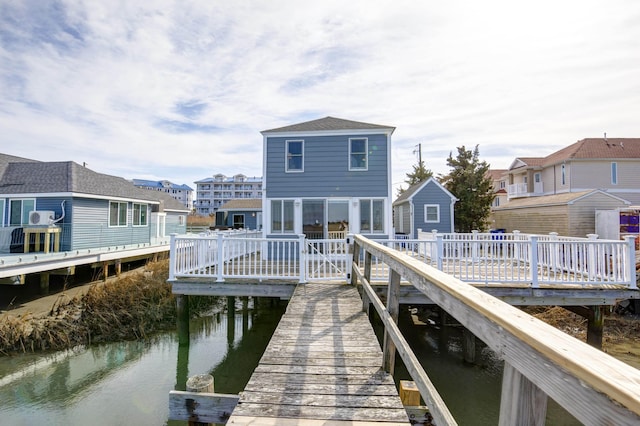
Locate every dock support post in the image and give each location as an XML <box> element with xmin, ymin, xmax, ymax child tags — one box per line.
<box><xmin>587</xmin><ymin>306</ymin><xmax>604</xmax><ymax>349</ymax></box>
<box><xmin>176</xmin><ymin>340</ymin><xmax>190</xmax><ymax>391</ymax></box>
<box><xmin>186</xmin><ymin>374</ymin><xmax>214</xmax><ymax>426</ymax></box>
<box><xmin>242</xmin><ymin>297</ymin><xmax>249</xmax><ymax>334</ymax></box>
<box><xmin>462</xmin><ymin>328</ymin><xmax>476</xmax><ymax>364</ymax></box>
<box><xmin>565</xmin><ymin>306</ymin><xmax>604</xmax><ymax>349</ymax></box>
<box><xmin>227</xmin><ymin>296</ymin><xmax>235</xmax><ymax>346</ymax></box>
<box><xmin>102</xmin><ymin>261</ymin><xmax>109</xmax><ymax>282</ymax></box>
<box><xmin>383</xmin><ymin>269</ymin><xmax>401</xmax><ymax>375</ymax></box>
<box><xmin>39</xmin><ymin>272</ymin><xmax>50</xmax><ymax>295</ymax></box>
<box><xmin>177</xmin><ymin>294</ymin><xmax>190</xmax><ymax>345</ymax></box>
<box><xmin>115</xmin><ymin>259</ymin><xmax>122</xmax><ymax>277</ymax></box>
<box><xmin>499</xmin><ymin>362</ymin><xmax>548</xmax><ymax>426</ymax></box>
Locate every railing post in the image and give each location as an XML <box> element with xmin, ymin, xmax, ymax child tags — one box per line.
<box><xmin>350</xmin><ymin>236</ymin><xmax>360</xmax><ymax>285</ymax></box>
<box><xmin>513</xmin><ymin>230</ymin><xmax>521</xmax><ymax>261</ymax></box>
<box><xmin>383</xmin><ymin>268</ymin><xmax>401</xmax><ymax>375</ymax></box>
<box><xmin>216</xmin><ymin>233</ymin><xmax>225</xmax><ymax>282</ymax></box>
<box><xmin>362</xmin><ymin>251</ymin><xmax>373</xmax><ymax>314</ymax></box>
<box><xmin>346</xmin><ymin>233</ymin><xmax>354</xmax><ymax>284</ymax></box>
<box><xmin>472</xmin><ymin>230</ymin><xmax>479</xmax><ymax>261</ymax></box>
<box><xmin>530</xmin><ymin>236</ymin><xmax>539</xmax><ymax>288</ymax></box>
<box><xmin>499</xmin><ymin>362</ymin><xmax>548</xmax><ymax>426</ymax></box>
<box><xmin>169</xmin><ymin>233</ymin><xmax>177</xmax><ymax>281</ymax></box>
<box><xmin>549</xmin><ymin>232</ymin><xmax>559</xmax><ymax>272</ymax></box>
<box><xmin>625</xmin><ymin>235</ymin><xmax>637</xmax><ymax>289</ymax></box>
<box><xmin>298</xmin><ymin>234</ymin><xmax>307</xmax><ymax>283</ymax></box>
<box><xmin>587</xmin><ymin>234</ymin><xmax>598</xmax><ymax>281</ymax></box>
<box><xmin>436</xmin><ymin>235</ymin><xmax>444</xmax><ymax>270</ymax></box>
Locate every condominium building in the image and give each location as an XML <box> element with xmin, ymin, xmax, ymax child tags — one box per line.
<box><xmin>194</xmin><ymin>174</ymin><xmax>263</xmax><ymax>216</ymax></box>
<box><xmin>131</xmin><ymin>179</ymin><xmax>194</xmax><ymax>211</ymax></box>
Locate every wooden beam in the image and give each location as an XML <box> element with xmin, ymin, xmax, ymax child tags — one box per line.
<box><xmin>168</xmin><ymin>391</ymin><xmax>239</xmax><ymax>424</ymax></box>
<box><xmin>171</xmin><ymin>282</ymin><xmax>296</xmax><ymax>298</ymax></box>
<box><xmin>383</xmin><ymin>269</ymin><xmax>401</xmax><ymax>375</ymax></box>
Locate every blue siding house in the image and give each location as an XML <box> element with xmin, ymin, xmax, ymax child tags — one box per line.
<box><xmin>216</xmin><ymin>199</ymin><xmax>262</xmax><ymax>230</ymax></box>
<box><xmin>261</xmin><ymin>116</ymin><xmax>395</xmax><ymax>239</ymax></box>
<box><xmin>393</xmin><ymin>177</ymin><xmax>458</xmax><ymax>237</ymax></box>
<box><xmin>0</xmin><ymin>153</ymin><xmax>189</xmax><ymax>254</ymax></box>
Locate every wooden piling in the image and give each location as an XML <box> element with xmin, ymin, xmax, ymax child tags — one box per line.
<box><xmin>186</xmin><ymin>374</ymin><xmax>214</xmax><ymax>426</ymax></box>
<box><xmin>463</xmin><ymin>328</ymin><xmax>477</xmax><ymax>364</ymax></box>
<box><xmin>39</xmin><ymin>271</ymin><xmax>50</xmax><ymax>295</ymax></box>
<box><xmin>177</xmin><ymin>294</ymin><xmax>190</xmax><ymax>345</ymax></box>
<box><xmin>227</xmin><ymin>296</ymin><xmax>235</xmax><ymax>345</ymax></box>
<box><xmin>400</xmin><ymin>380</ymin><xmax>421</xmax><ymax>406</ymax></box>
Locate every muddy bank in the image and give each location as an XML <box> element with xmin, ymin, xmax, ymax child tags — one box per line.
<box><xmin>0</xmin><ymin>260</ymin><xmax>220</xmax><ymax>356</ymax></box>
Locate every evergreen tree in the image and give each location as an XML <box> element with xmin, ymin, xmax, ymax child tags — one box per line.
<box><xmin>441</xmin><ymin>145</ymin><xmax>495</xmax><ymax>232</ymax></box>
<box><xmin>397</xmin><ymin>161</ymin><xmax>433</xmax><ymax>196</ymax></box>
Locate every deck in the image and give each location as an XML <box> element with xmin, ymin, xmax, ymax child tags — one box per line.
<box><xmin>227</xmin><ymin>283</ymin><xmax>410</xmax><ymax>425</ymax></box>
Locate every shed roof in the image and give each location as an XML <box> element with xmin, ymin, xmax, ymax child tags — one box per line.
<box><xmin>493</xmin><ymin>190</ymin><xmax>630</xmax><ymax>210</ymax></box>
<box><xmin>218</xmin><ymin>199</ymin><xmax>262</xmax><ymax>211</ymax></box>
<box><xmin>393</xmin><ymin>177</ymin><xmax>457</xmax><ymax>206</ymax></box>
<box><xmin>261</xmin><ymin>116</ymin><xmax>395</xmax><ymax>134</ymax></box>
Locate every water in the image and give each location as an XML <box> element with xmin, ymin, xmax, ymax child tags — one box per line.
<box><xmin>0</xmin><ymin>298</ymin><xmax>587</xmax><ymax>425</ymax></box>
<box><xmin>0</xmin><ymin>297</ymin><xmax>286</xmax><ymax>426</ymax></box>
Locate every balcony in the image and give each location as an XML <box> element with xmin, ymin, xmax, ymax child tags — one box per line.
<box><xmin>507</xmin><ymin>182</ymin><xmax>543</xmax><ymax>199</ymax></box>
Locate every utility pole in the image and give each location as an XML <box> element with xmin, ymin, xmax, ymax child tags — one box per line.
<box><xmin>413</xmin><ymin>143</ymin><xmax>422</xmax><ymax>164</ymax></box>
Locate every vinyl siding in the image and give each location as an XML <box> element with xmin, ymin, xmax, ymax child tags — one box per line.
<box><xmin>70</xmin><ymin>197</ymin><xmax>151</xmax><ymax>250</ymax></box>
<box><xmin>410</xmin><ymin>181</ymin><xmax>454</xmax><ymax>234</ymax></box>
<box><xmin>265</xmin><ymin>134</ymin><xmax>389</xmax><ymax>198</ymax></box>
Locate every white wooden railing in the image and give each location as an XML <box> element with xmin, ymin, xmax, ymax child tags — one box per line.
<box><xmin>351</xmin><ymin>235</ymin><xmax>640</xmax><ymax>426</ymax></box>
<box><xmin>169</xmin><ymin>230</ymin><xmax>637</xmax><ymax>288</ymax></box>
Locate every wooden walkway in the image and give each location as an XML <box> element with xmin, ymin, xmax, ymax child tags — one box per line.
<box><xmin>227</xmin><ymin>283</ymin><xmax>410</xmax><ymax>425</ymax></box>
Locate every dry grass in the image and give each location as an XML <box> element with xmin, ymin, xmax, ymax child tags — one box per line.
<box><xmin>0</xmin><ymin>260</ymin><xmax>219</xmax><ymax>355</ymax></box>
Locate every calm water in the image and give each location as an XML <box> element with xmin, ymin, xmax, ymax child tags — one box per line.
<box><xmin>0</xmin><ymin>298</ymin><xmax>582</xmax><ymax>425</ymax></box>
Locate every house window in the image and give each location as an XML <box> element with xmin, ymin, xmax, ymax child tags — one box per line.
<box><xmin>499</xmin><ymin>181</ymin><xmax>505</xmax><ymax>189</ymax></box>
<box><xmin>611</xmin><ymin>162</ymin><xmax>618</xmax><ymax>185</ymax></box>
<box><xmin>561</xmin><ymin>164</ymin><xmax>566</xmax><ymax>185</ymax></box>
<box><xmin>286</xmin><ymin>140</ymin><xmax>304</xmax><ymax>172</ymax></box>
<box><xmin>109</xmin><ymin>201</ymin><xmax>128</xmax><ymax>227</ymax></box>
<box><xmin>9</xmin><ymin>199</ymin><xmax>35</xmax><ymax>226</ymax></box>
<box><xmin>133</xmin><ymin>203</ymin><xmax>148</xmax><ymax>226</ymax></box>
<box><xmin>233</xmin><ymin>214</ymin><xmax>245</xmax><ymax>229</ymax></box>
<box><xmin>0</xmin><ymin>200</ymin><xmax>4</xmax><ymax>226</ymax></box>
<box><xmin>271</xmin><ymin>200</ymin><xmax>294</xmax><ymax>233</ymax></box>
<box><xmin>424</xmin><ymin>205</ymin><xmax>440</xmax><ymax>223</ymax></box>
<box><xmin>349</xmin><ymin>138</ymin><xmax>368</xmax><ymax>171</ymax></box>
<box><xmin>360</xmin><ymin>199</ymin><xmax>384</xmax><ymax>233</ymax></box>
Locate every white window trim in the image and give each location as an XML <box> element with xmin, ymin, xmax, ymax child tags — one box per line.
<box><xmin>611</xmin><ymin>162</ymin><xmax>618</xmax><ymax>185</ymax></box>
<box><xmin>109</xmin><ymin>201</ymin><xmax>128</xmax><ymax>227</ymax></box>
<box><xmin>270</xmin><ymin>199</ymin><xmax>296</xmax><ymax>234</ymax></box>
<box><xmin>285</xmin><ymin>140</ymin><xmax>304</xmax><ymax>173</ymax></box>
<box><xmin>359</xmin><ymin>198</ymin><xmax>385</xmax><ymax>234</ymax></box>
<box><xmin>132</xmin><ymin>203</ymin><xmax>148</xmax><ymax>227</ymax></box>
<box><xmin>349</xmin><ymin>137</ymin><xmax>368</xmax><ymax>171</ymax></box>
<box><xmin>9</xmin><ymin>198</ymin><xmax>36</xmax><ymax>226</ymax></box>
<box><xmin>424</xmin><ymin>204</ymin><xmax>440</xmax><ymax>223</ymax></box>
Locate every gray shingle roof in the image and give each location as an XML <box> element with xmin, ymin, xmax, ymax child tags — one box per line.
<box><xmin>0</xmin><ymin>158</ymin><xmax>188</xmax><ymax>211</ymax></box>
<box><xmin>261</xmin><ymin>116</ymin><xmax>395</xmax><ymax>134</ymax></box>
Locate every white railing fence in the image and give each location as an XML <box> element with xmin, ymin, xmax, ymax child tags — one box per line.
<box><xmin>169</xmin><ymin>230</ymin><xmax>637</xmax><ymax>288</ymax></box>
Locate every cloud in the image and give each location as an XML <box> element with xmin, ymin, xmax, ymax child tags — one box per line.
<box><xmin>0</xmin><ymin>0</ymin><xmax>639</xmax><ymax>195</ymax></box>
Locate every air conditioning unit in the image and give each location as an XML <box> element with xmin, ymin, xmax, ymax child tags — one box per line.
<box><xmin>28</xmin><ymin>210</ymin><xmax>55</xmax><ymax>226</ymax></box>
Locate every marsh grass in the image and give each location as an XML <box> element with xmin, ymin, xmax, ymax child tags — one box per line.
<box><xmin>0</xmin><ymin>260</ymin><xmax>220</xmax><ymax>355</ymax></box>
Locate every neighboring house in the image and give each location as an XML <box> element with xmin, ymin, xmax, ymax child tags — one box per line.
<box><xmin>487</xmin><ymin>169</ymin><xmax>508</xmax><ymax>209</ymax></box>
<box><xmin>216</xmin><ymin>199</ymin><xmax>262</xmax><ymax>230</ymax></box>
<box><xmin>492</xmin><ymin>190</ymin><xmax>630</xmax><ymax>237</ymax></box>
<box><xmin>495</xmin><ymin>137</ymin><xmax>640</xmax><ymax>237</ymax></box>
<box><xmin>261</xmin><ymin>116</ymin><xmax>395</xmax><ymax>240</ymax></box>
<box><xmin>132</xmin><ymin>179</ymin><xmax>194</xmax><ymax>211</ymax></box>
<box><xmin>506</xmin><ymin>138</ymin><xmax>640</xmax><ymax>204</ymax></box>
<box><xmin>393</xmin><ymin>177</ymin><xmax>457</xmax><ymax>237</ymax></box>
<box><xmin>194</xmin><ymin>174</ymin><xmax>262</xmax><ymax>216</ymax></box>
<box><xmin>0</xmin><ymin>153</ymin><xmax>189</xmax><ymax>253</ymax></box>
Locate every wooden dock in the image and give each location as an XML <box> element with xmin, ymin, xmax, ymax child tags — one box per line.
<box><xmin>227</xmin><ymin>283</ymin><xmax>411</xmax><ymax>425</ymax></box>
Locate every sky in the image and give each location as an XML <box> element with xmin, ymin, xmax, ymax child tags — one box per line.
<box><xmin>1</xmin><ymin>0</ymin><xmax>639</xmax><ymax>196</ymax></box>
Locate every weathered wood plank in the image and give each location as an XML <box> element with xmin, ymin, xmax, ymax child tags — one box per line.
<box><xmin>227</xmin><ymin>415</ymin><xmax>410</xmax><ymax>425</ymax></box>
<box><xmin>228</xmin><ymin>282</ymin><xmax>409</xmax><ymax>424</ymax></box>
<box><xmin>168</xmin><ymin>391</ymin><xmax>239</xmax><ymax>423</ymax></box>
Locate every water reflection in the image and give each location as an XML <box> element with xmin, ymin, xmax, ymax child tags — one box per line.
<box><xmin>0</xmin><ymin>297</ymin><xmax>286</xmax><ymax>426</ymax></box>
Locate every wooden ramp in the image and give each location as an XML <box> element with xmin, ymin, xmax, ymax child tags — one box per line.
<box><xmin>228</xmin><ymin>283</ymin><xmax>410</xmax><ymax>425</ymax></box>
